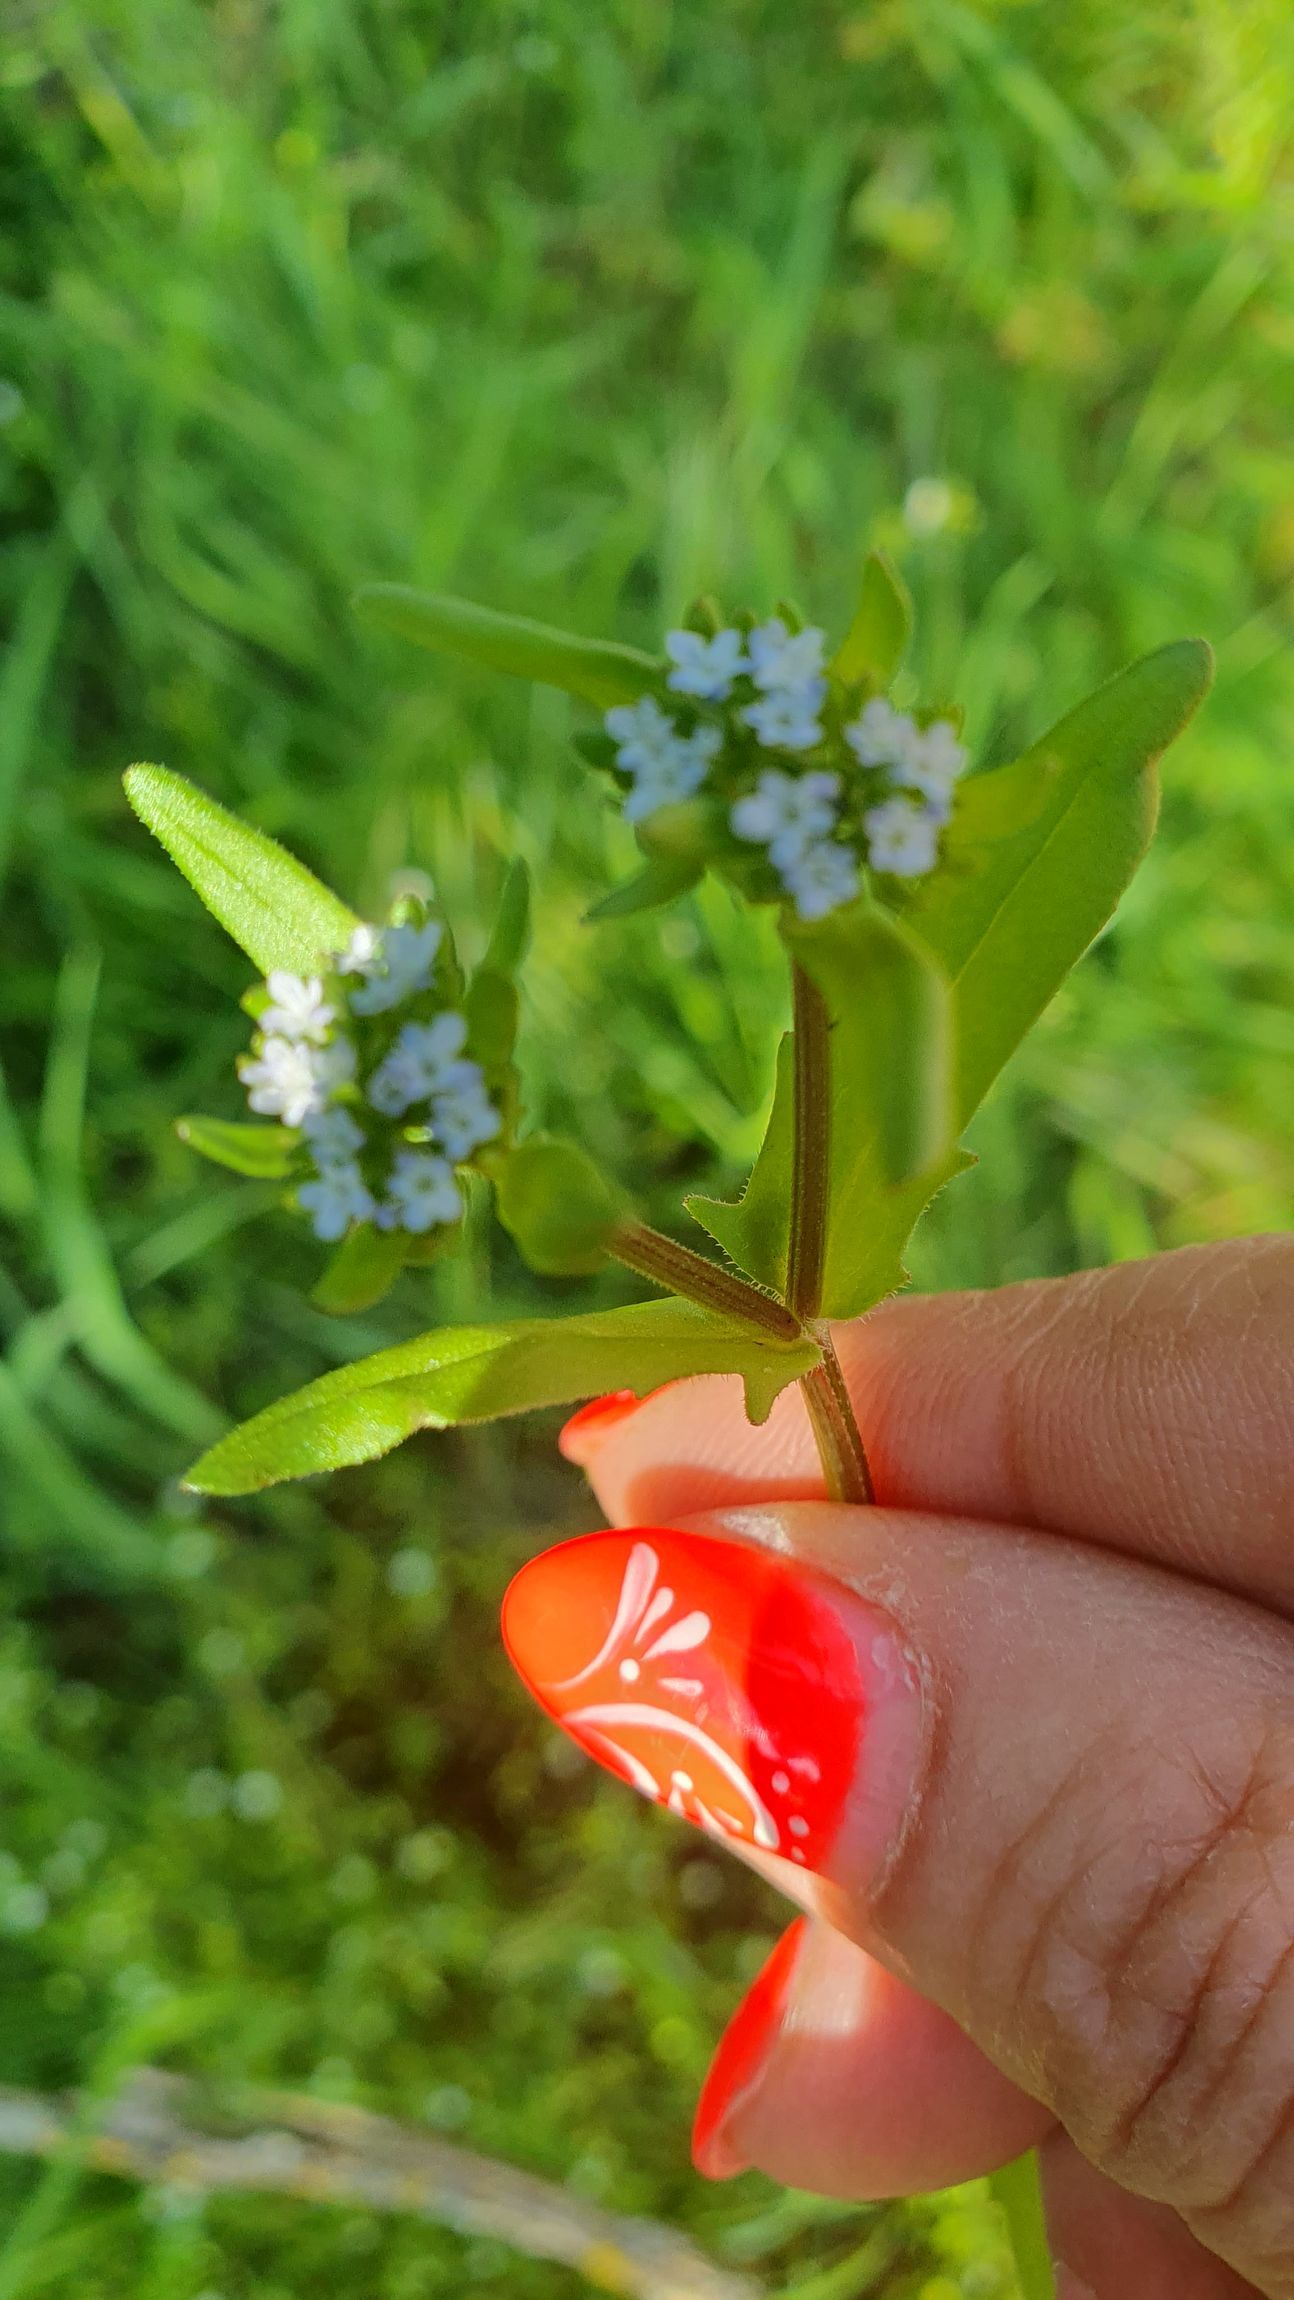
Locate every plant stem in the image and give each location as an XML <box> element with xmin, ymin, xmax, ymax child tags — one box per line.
<box><xmin>988</xmin><ymin>2153</ymin><xmax>1055</xmax><ymax>2300</ymax></box>
<box><xmin>609</xmin><ymin>1219</ymin><xmax>804</xmax><ymax>1343</ymax></box>
<box><xmin>786</xmin><ymin>963</ymin><xmax>830</xmax><ymax>1322</ymax></box>
<box><xmin>801</xmin><ymin>1338</ymin><xmax>873</xmax><ymax>1505</ymax></box>
<box><xmin>786</xmin><ymin>959</ymin><xmax>875</xmax><ymax>1504</ymax></box>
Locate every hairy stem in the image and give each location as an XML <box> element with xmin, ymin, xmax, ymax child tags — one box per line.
<box><xmin>801</xmin><ymin>1336</ymin><xmax>873</xmax><ymax>1505</ymax></box>
<box><xmin>786</xmin><ymin>963</ymin><xmax>830</xmax><ymax>1322</ymax></box>
<box><xmin>786</xmin><ymin>960</ymin><xmax>875</xmax><ymax>1503</ymax></box>
<box><xmin>610</xmin><ymin>1219</ymin><xmax>804</xmax><ymax>1343</ymax></box>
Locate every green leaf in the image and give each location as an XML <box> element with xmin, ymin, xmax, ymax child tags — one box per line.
<box><xmin>691</xmin><ymin>906</ymin><xmax>958</xmax><ymax>1318</ymax></box>
<box><xmin>831</xmin><ymin>551</ymin><xmax>912</xmax><ymax>687</ymax></box>
<box><xmin>789</xmin><ymin>904</ymin><xmax>953</xmax><ymax>1189</ymax></box>
<box><xmin>909</xmin><ymin>638</ymin><xmax>1214</xmax><ymax>1126</ymax></box>
<box><xmin>481</xmin><ymin>858</ymin><xmax>531</xmax><ymax>974</ymax></box>
<box><xmin>310</xmin><ymin>1225</ymin><xmax>409</xmax><ymax>1316</ymax></box>
<box><xmin>693</xmin><ymin>642</ymin><xmax>1211</xmax><ymax>1320</ymax></box>
<box><xmin>463</xmin><ymin>967</ymin><xmax>519</xmax><ymax>1072</ymax></box>
<box><xmin>493</xmin><ymin>1137</ymin><xmax>626</xmax><ymax>1275</ymax></box>
<box><xmin>584</xmin><ymin>854</ymin><xmax>703</xmax><ymax>922</ymax></box>
<box><xmin>688</xmin><ymin>1035</ymin><xmax>794</xmax><ymax>1279</ymax></box>
<box><xmin>184</xmin><ymin>1298</ymin><xmax>820</xmax><ymax>1494</ymax></box>
<box><xmin>124</xmin><ymin>765</ymin><xmax>358</xmax><ymax>976</ymax></box>
<box><xmin>176</xmin><ymin>1115</ymin><xmax>297</xmax><ymax>1179</ymax></box>
<box><xmin>354</xmin><ymin>585</ymin><xmax>661</xmax><ymax>710</ymax></box>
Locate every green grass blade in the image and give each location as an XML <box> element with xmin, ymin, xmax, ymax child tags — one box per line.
<box><xmin>39</xmin><ymin>947</ymin><xmax>222</xmax><ymax>1446</ymax></box>
<box><xmin>0</xmin><ymin>1362</ymin><xmax>164</xmax><ymax>1583</ymax></box>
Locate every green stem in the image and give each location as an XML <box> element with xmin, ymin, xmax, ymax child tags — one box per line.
<box><xmin>800</xmin><ymin>1339</ymin><xmax>873</xmax><ymax>1505</ymax></box>
<box><xmin>988</xmin><ymin>2152</ymin><xmax>1055</xmax><ymax>2300</ymax></box>
<box><xmin>786</xmin><ymin>962</ymin><xmax>830</xmax><ymax>1322</ymax></box>
<box><xmin>786</xmin><ymin>959</ymin><xmax>875</xmax><ymax>1504</ymax></box>
<box><xmin>609</xmin><ymin>1219</ymin><xmax>804</xmax><ymax>1343</ymax></box>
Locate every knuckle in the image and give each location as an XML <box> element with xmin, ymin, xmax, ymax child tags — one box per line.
<box><xmin>968</xmin><ymin>1711</ymin><xmax>1294</xmax><ymax>2268</ymax></box>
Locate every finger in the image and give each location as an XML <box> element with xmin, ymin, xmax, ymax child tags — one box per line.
<box><xmin>502</xmin><ymin>1510</ymin><xmax>1294</xmax><ymax>2295</ymax></box>
<box><xmin>572</xmin><ymin>1237</ymin><xmax>1294</xmax><ymax>1610</ymax></box>
<box><xmin>1040</xmin><ymin>2129</ymin><xmax>1262</xmax><ymax>2300</ymax></box>
<box><xmin>692</xmin><ymin>1918</ymin><xmax>1052</xmax><ymax>2196</ymax></box>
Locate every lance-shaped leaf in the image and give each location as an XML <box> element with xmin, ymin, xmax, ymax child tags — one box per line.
<box><xmin>185</xmin><ymin>1298</ymin><xmax>821</xmax><ymax>1494</ymax></box>
<box><xmin>176</xmin><ymin>1116</ymin><xmax>298</xmax><ymax>1179</ymax></box>
<box><xmin>909</xmin><ymin>637</ymin><xmax>1214</xmax><ymax>1126</ymax></box>
<box><xmin>125</xmin><ymin>766</ymin><xmax>358</xmax><ymax>976</ymax></box>
<box><xmin>354</xmin><ymin>585</ymin><xmax>660</xmax><ymax>711</ymax></box>
<box><xmin>689</xmin><ymin>905</ymin><xmax>960</xmax><ymax>1319</ymax></box>
<box><xmin>310</xmin><ymin>1225</ymin><xmax>409</xmax><ymax>1316</ymax></box>
<box><xmin>481</xmin><ymin>858</ymin><xmax>532</xmax><ymax>975</ymax></box>
<box><xmin>831</xmin><ymin>551</ymin><xmax>913</xmax><ymax>688</ymax></box>
<box><xmin>463</xmin><ymin>968</ymin><xmax>519</xmax><ymax>1073</ymax></box>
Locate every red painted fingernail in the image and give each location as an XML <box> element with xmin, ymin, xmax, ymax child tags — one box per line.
<box><xmin>558</xmin><ymin>1391</ymin><xmax>643</xmax><ymax>1465</ymax></box>
<box><xmin>692</xmin><ymin>1920</ymin><xmax>806</xmax><ymax>2180</ymax></box>
<box><xmin>501</xmin><ymin>1529</ymin><xmax>920</xmax><ymax>1887</ymax></box>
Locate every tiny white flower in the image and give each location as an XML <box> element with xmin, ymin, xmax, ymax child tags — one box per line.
<box><xmin>779</xmin><ymin>840</ymin><xmax>861</xmax><ymax>921</ymax></box>
<box><xmin>239</xmin><ymin>1037</ymin><xmax>317</xmax><ymax>1124</ymax></box>
<box><xmin>864</xmin><ymin>796</ymin><xmax>942</xmax><ymax>878</ymax></box>
<box><xmin>260</xmin><ymin>971</ymin><xmax>335</xmax><ymax>1044</ymax></box>
<box><xmin>298</xmin><ymin>1161</ymin><xmax>376</xmax><ymax>1241</ymax></box>
<box><xmin>301</xmin><ymin>1104</ymin><xmax>366</xmax><ymax>1167</ymax></box>
<box><xmin>366</xmin><ymin>1052</ymin><xmax>418</xmax><ymax>1116</ymax></box>
<box><xmin>367</xmin><ymin>1012</ymin><xmax>471</xmax><ymax>1115</ymax></box>
<box><xmin>621</xmin><ymin>723</ymin><xmax>721</xmax><ymax>823</ymax></box>
<box><xmin>377</xmin><ymin>1149</ymin><xmax>463</xmax><ymax>1235</ymax></box>
<box><xmin>894</xmin><ymin>717</ymin><xmax>966</xmax><ymax>819</ymax></box>
<box><xmin>347</xmin><ymin>921</ymin><xmax>443</xmax><ymax>1016</ymax></box>
<box><xmin>664</xmin><ymin>628</ymin><xmax>748</xmax><ymax>700</ymax></box>
<box><xmin>746</xmin><ymin>619</ymin><xmax>827</xmax><ymax>692</ymax></box>
<box><xmin>603</xmin><ymin>695</ymin><xmax>679</xmax><ymax>773</ymax></box>
<box><xmin>730</xmin><ymin>769</ymin><xmax>840</xmax><ymax>867</ymax></box>
<box><xmin>741</xmin><ymin>684</ymin><xmax>825</xmax><ymax>752</ymax></box>
<box><xmin>843</xmin><ymin>695</ymin><xmax>918</xmax><ymax>769</ymax></box>
<box><xmin>399</xmin><ymin>1011</ymin><xmax>469</xmax><ymax>1077</ymax></box>
<box><xmin>431</xmin><ymin>1073</ymin><xmax>501</xmax><ymax>1161</ymax></box>
<box><xmin>238</xmin><ymin>1035</ymin><xmax>354</xmax><ymax>1127</ymax></box>
<box><xmin>338</xmin><ymin>922</ymin><xmax>383</xmax><ymax>974</ymax></box>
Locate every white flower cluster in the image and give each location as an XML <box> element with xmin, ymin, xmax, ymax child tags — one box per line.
<box><xmin>601</xmin><ymin>697</ymin><xmax>722</xmax><ymax>823</ymax></box>
<box><xmin>236</xmin><ymin>919</ymin><xmax>501</xmax><ymax>1243</ymax></box>
<box><xmin>604</xmin><ymin>617</ymin><xmax>828</xmax><ymax>829</ymax></box>
<box><xmin>599</xmin><ymin>617</ymin><xmax>966</xmax><ymax>921</ymax></box>
<box><xmin>844</xmin><ymin>698</ymin><xmax>965</xmax><ymax>879</ymax></box>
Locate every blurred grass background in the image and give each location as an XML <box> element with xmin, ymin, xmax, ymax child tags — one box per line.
<box><xmin>0</xmin><ymin>1</ymin><xmax>1292</xmax><ymax>2292</ymax></box>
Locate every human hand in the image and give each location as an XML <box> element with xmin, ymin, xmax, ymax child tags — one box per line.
<box><xmin>502</xmin><ymin>1238</ymin><xmax>1294</xmax><ymax>2299</ymax></box>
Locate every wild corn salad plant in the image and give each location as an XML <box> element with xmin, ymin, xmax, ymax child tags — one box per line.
<box><xmin>126</xmin><ymin>554</ymin><xmax>1211</xmax><ymax>1505</ymax></box>
<box><xmin>126</xmin><ymin>556</ymin><xmax>1210</xmax><ymax>2300</ymax></box>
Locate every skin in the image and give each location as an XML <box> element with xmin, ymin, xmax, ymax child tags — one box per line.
<box><xmin>573</xmin><ymin>1237</ymin><xmax>1294</xmax><ymax>2300</ymax></box>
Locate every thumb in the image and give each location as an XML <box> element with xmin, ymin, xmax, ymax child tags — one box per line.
<box><xmin>502</xmin><ymin>1509</ymin><xmax>1294</xmax><ymax>2298</ymax></box>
